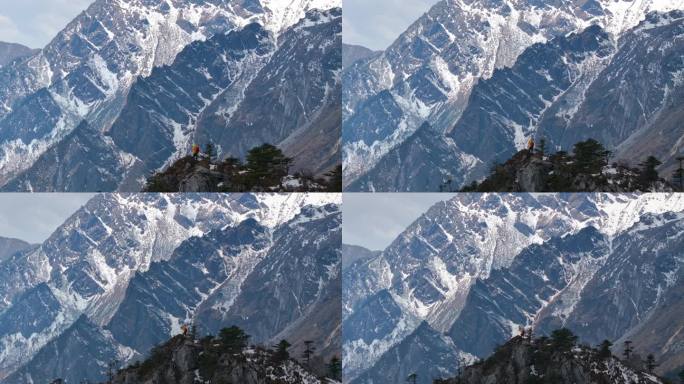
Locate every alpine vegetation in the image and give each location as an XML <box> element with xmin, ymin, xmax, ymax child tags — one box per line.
<box><xmin>343</xmin><ymin>193</ymin><xmax>684</xmax><ymax>383</ymax></box>
<box><xmin>458</xmin><ymin>139</ymin><xmax>678</xmax><ymax>192</ymax></box>
<box><xmin>0</xmin><ymin>0</ymin><xmax>341</xmax><ymax>192</ymax></box>
<box><xmin>0</xmin><ymin>193</ymin><xmax>342</xmax><ymax>383</ymax></box>
<box><xmin>343</xmin><ymin>0</ymin><xmax>684</xmax><ymax>192</ymax></box>
<box><xmin>434</xmin><ymin>329</ymin><xmax>668</xmax><ymax>384</ymax></box>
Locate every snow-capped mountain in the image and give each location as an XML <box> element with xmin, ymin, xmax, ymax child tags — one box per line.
<box><xmin>343</xmin><ymin>0</ymin><xmax>684</xmax><ymax>191</ymax></box>
<box><xmin>0</xmin><ymin>0</ymin><xmax>341</xmax><ymax>191</ymax></box>
<box><xmin>343</xmin><ymin>193</ymin><xmax>684</xmax><ymax>383</ymax></box>
<box><xmin>0</xmin><ymin>193</ymin><xmax>340</xmax><ymax>382</ymax></box>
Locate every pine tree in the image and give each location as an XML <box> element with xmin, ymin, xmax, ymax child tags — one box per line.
<box><xmin>623</xmin><ymin>340</ymin><xmax>634</xmax><ymax>360</ymax></box>
<box><xmin>645</xmin><ymin>354</ymin><xmax>658</xmax><ymax>373</ymax></box>
<box><xmin>638</xmin><ymin>156</ymin><xmax>662</xmax><ymax>191</ymax></box>
<box><xmin>204</xmin><ymin>142</ymin><xmax>217</xmax><ymax>162</ymax></box>
<box><xmin>537</xmin><ymin>138</ymin><xmax>547</xmax><ymax>158</ymax></box>
<box><xmin>106</xmin><ymin>359</ymin><xmax>118</xmax><ymax>384</ymax></box>
<box><xmin>302</xmin><ymin>340</ymin><xmax>316</xmax><ymax>367</ymax></box>
<box><xmin>190</xmin><ymin>324</ymin><xmax>197</xmax><ymax>341</ymax></box>
<box><xmin>327</xmin><ymin>356</ymin><xmax>342</xmax><ymax>380</ymax></box>
<box><xmin>572</xmin><ymin>139</ymin><xmax>611</xmax><ymax>175</ymax></box>
<box><xmin>674</xmin><ymin>157</ymin><xmax>684</xmax><ymax>191</ymax></box>
<box><xmin>598</xmin><ymin>340</ymin><xmax>612</xmax><ymax>359</ymax></box>
<box><xmin>273</xmin><ymin>339</ymin><xmax>291</xmax><ymax>363</ymax></box>
<box><xmin>325</xmin><ymin>165</ymin><xmax>342</xmax><ymax>192</ymax></box>
<box><xmin>219</xmin><ymin>326</ymin><xmax>250</xmax><ymax>354</ymax></box>
<box><xmin>673</xmin><ymin>166</ymin><xmax>684</xmax><ymax>192</ymax></box>
<box><xmin>456</xmin><ymin>355</ymin><xmax>467</xmax><ymax>381</ymax></box>
<box><xmin>550</xmin><ymin>328</ymin><xmax>577</xmax><ymax>352</ymax></box>
<box><xmin>407</xmin><ymin>373</ymin><xmax>417</xmax><ymax>384</ymax></box>
<box><xmin>678</xmin><ymin>368</ymin><xmax>684</xmax><ymax>384</ymax></box>
<box><xmin>245</xmin><ymin>144</ymin><xmax>293</xmax><ymax>189</ymax></box>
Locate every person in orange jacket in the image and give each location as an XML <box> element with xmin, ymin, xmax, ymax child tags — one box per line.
<box><xmin>527</xmin><ymin>137</ymin><xmax>535</xmax><ymax>153</ymax></box>
<box><xmin>191</xmin><ymin>144</ymin><xmax>200</xmax><ymax>160</ymax></box>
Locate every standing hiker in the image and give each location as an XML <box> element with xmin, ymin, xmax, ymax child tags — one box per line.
<box><xmin>192</xmin><ymin>144</ymin><xmax>200</xmax><ymax>160</ymax></box>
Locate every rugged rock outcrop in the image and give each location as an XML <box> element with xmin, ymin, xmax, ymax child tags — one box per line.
<box><xmin>438</xmin><ymin>335</ymin><xmax>665</xmax><ymax>384</ymax></box>
<box><xmin>110</xmin><ymin>334</ymin><xmax>332</xmax><ymax>384</ymax></box>
<box><xmin>460</xmin><ymin>149</ymin><xmax>674</xmax><ymax>192</ymax></box>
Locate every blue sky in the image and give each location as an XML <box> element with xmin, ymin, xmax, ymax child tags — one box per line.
<box><xmin>343</xmin><ymin>0</ymin><xmax>437</xmax><ymax>50</ymax></box>
<box><xmin>0</xmin><ymin>0</ymin><xmax>93</xmax><ymax>48</ymax></box>
<box><xmin>343</xmin><ymin>193</ymin><xmax>453</xmax><ymax>251</ymax></box>
<box><xmin>0</xmin><ymin>194</ymin><xmax>94</xmax><ymax>243</ymax></box>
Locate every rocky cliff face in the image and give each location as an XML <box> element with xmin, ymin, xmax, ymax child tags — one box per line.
<box><xmin>6</xmin><ymin>316</ymin><xmax>136</xmax><ymax>384</ymax></box>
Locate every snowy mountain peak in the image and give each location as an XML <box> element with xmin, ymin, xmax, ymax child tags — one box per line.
<box><xmin>343</xmin><ymin>193</ymin><xmax>684</xmax><ymax>382</ymax></box>
<box><xmin>259</xmin><ymin>0</ymin><xmax>341</xmax><ymax>33</ymax></box>
<box><xmin>0</xmin><ymin>193</ymin><xmax>340</xmax><ymax>377</ymax></box>
<box><xmin>343</xmin><ymin>0</ymin><xmax>684</xmax><ymax>190</ymax></box>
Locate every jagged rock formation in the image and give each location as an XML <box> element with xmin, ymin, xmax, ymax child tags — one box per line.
<box><xmin>6</xmin><ymin>315</ymin><xmax>137</xmax><ymax>384</ymax></box>
<box><xmin>437</xmin><ymin>334</ymin><xmax>665</xmax><ymax>384</ymax></box>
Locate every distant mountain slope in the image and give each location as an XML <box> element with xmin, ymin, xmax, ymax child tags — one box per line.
<box><xmin>342</xmin><ymin>44</ymin><xmax>379</xmax><ymax>69</ymax></box>
<box><xmin>5</xmin><ymin>316</ymin><xmax>136</xmax><ymax>384</ymax></box>
<box><xmin>341</xmin><ymin>244</ymin><xmax>380</xmax><ymax>269</ymax></box>
<box><xmin>0</xmin><ymin>42</ymin><xmax>36</xmax><ymax>68</ymax></box>
<box><xmin>0</xmin><ymin>236</ymin><xmax>33</xmax><ymax>263</ymax></box>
